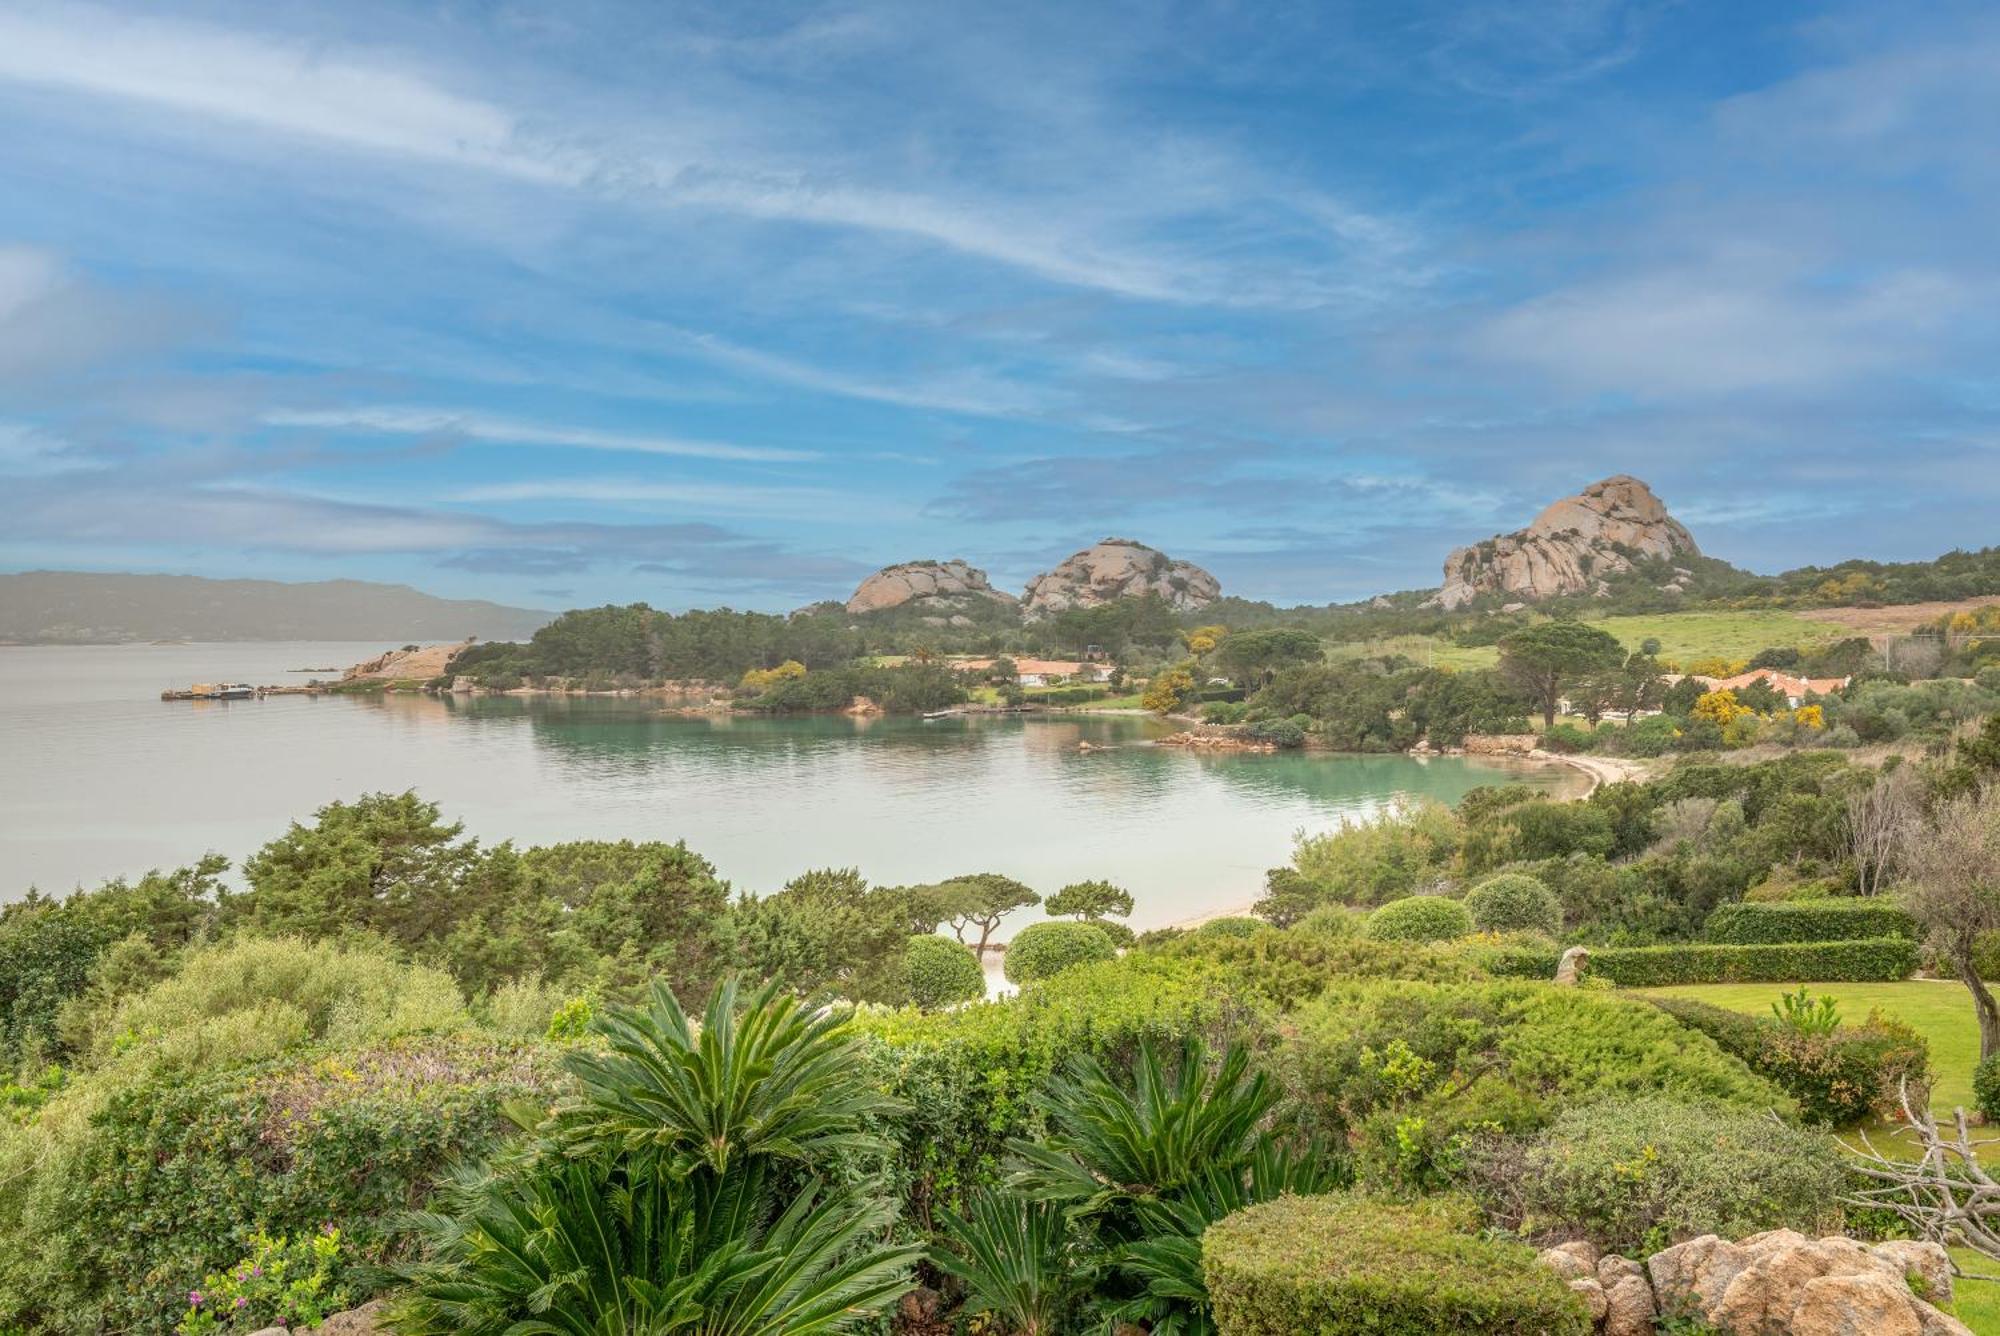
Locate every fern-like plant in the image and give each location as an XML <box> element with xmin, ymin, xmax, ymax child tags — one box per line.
<box><xmin>1005</xmin><ymin>1037</ymin><xmax>1345</xmax><ymax>1336</ymax></box>
<box><xmin>930</xmin><ymin>1192</ymin><xmax>1080</xmax><ymax>1336</ymax></box>
<box><xmin>393</xmin><ymin>977</ymin><xmax>918</xmax><ymax>1335</ymax></box>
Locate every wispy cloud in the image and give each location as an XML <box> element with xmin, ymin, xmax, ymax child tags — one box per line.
<box><xmin>265</xmin><ymin>406</ymin><xmax>817</xmax><ymax>463</ymax></box>
<box><xmin>0</xmin><ymin>6</ymin><xmax>577</xmax><ymax>182</ymax></box>
<box><xmin>451</xmin><ymin>476</ymin><xmax>881</xmax><ymax>520</ymax></box>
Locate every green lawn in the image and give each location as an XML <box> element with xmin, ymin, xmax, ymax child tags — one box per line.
<box><xmin>1326</xmin><ymin>607</ymin><xmax>1848</xmax><ymax>673</ymax></box>
<box><xmin>1956</xmin><ymin>1253</ymin><xmax>2000</xmax><ymax>1336</ymax></box>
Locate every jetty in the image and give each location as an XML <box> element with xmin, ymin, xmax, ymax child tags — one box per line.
<box><xmin>161</xmin><ymin>682</ymin><xmax>329</xmax><ymax>701</ymax></box>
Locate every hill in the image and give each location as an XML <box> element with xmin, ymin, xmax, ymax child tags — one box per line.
<box><xmin>0</xmin><ymin>571</ymin><xmax>553</xmax><ymax>644</ymax></box>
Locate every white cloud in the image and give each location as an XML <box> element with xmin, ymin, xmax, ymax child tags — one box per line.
<box><xmin>265</xmin><ymin>406</ymin><xmax>818</xmax><ymax>463</ymax></box>
<box><xmin>0</xmin><ymin>5</ymin><xmax>578</xmax><ymax>182</ymax></box>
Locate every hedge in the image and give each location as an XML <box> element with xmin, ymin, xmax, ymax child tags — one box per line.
<box><xmin>901</xmin><ymin>934</ymin><xmax>984</xmax><ymax>1010</ymax></box>
<box><xmin>1587</xmin><ymin>937</ymin><xmax>1917</xmax><ymax>987</ymax></box>
<box><xmin>1703</xmin><ymin>900</ymin><xmax>1916</xmax><ymax>945</ymax></box>
<box><xmin>1647</xmin><ymin>995</ymin><xmax>1930</xmax><ymax>1125</ymax></box>
<box><xmin>1002</xmin><ymin>921</ymin><xmax>1116</xmax><ymax>985</ymax></box>
<box><xmin>1364</xmin><ymin>896</ymin><xmax>1473</xmax><ymax>943</ymax></box>
<box><xmin>1204</xmin><ymin>1193</ymin><xmax>1590</xmax><ymax>1335</ymax></box>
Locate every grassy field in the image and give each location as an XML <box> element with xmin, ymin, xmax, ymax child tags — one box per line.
<box><xmin>1327</xmin><ymin>607</ymin><xmax>1850</xmax><ymax>672</ymax></box>
<box><xmin>1644</xmin><ymin>980</ymin><xmax>2000</xmax><ymax>1331</ymax></box>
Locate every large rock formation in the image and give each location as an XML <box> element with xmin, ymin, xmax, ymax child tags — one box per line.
<box><xmin>844</xmin><ymin>560</ymin><xmax>1019</xmax><ymax>616</ymax></box>
<box><xmin>1022</xmin><ymin>538</ymin><xmax>1220</xmax><ymax>616</ymax></box>
<box><xmin>1537</xmin><ymin>1231</ymin><xmax>1969</xmax><ymax>1336</ymax></box>
<box><xmin>1434</xmin><ymin>476</ymin><xmax>1699</xmax><ymax>610</ymax></box>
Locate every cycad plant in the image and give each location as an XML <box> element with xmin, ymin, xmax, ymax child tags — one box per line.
<box><xmin>930</xmin><ymin>1192</ymin><xmax>1079</xmax><ymax>1336</ymax></box>
<box><xmin>394</xmin><ymin>978</ymin><xmax>919</xmax><ymax>1335</ymax></box>
<box><xmin>1005</xmin><ymin>1036</ymin><xmax>1344</xmax><ymax>1335</ymax></box>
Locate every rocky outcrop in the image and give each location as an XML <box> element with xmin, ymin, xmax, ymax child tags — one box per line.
<box><xmin>1433</xmin><ymin>476</ymin><xmax>1699</xmax><ymax>610</ymax></box>
<box><xmin>1022</xmin><ymin>538</ymin><xmax>1220</xmax><ymax>616</ymax></box>
<box><xmin>844</xmin><ymin>560</ymin><xmax>1019</xmax><ymax>616</ymax></box>
<box><xmin>1537</xmin><ymin>1232</ymin><xmax>1968</xmax><ymax>1336</ymax></box>
<box><xmin>342</xmin><ymin>639</ymin><xmax>472</xmax><ymax>681</ymax></box>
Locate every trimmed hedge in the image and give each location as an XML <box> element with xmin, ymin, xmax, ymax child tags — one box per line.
<box><xmin>901</xmin><ymin>934</ymin><xmax>984</xmax><ymax>1010</ymax></box>
<box><xmin>1002</xmin><ymin>921</ymin><xmax>1116</xmax><ymax>985</ymax></box>
<box><xmin>1587</xmin><ymin>937</ymin><xmax>1917</xmax><ymax>986</ymax></box>
<box><xmin>1364</xmin><ymin>895</ymin><xmax>1473</xmax><ymax>943</ymax></box>
<box><xmin>1463</xmin><ymin>874</ymin><xmax>1561</xmax><ymax>937</ymax></box>
<box><xmin>1704</xmin><ymin>900</ymin><xmax>1916</xmax><ymax>944</ymax></box>
<box><xmin>1204</xmin><ymin>1193</ymin><xmax>1590</xmax><ymax>1335</ymax></box>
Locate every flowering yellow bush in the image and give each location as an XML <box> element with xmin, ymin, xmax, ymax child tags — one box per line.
<box><xmin>1692</xmin><ymin>688</ymin><xmax>1751</xmax><ymax>726</ymax></box>
<box><xmin>739</xmin><ymin>660</ymin><xmax>807</xmax><ymax>690</ymax></box>
<box><xmin>1793</xmin><ymin>704</ymin><xmax>1825</xmax><ymax>729</ymax></box>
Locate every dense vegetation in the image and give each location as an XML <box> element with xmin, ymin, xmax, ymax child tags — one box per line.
<box><xmin>8</xmin><ymin>690</ymin><xmax>2000</xmax><ymax>1332</ymax></box>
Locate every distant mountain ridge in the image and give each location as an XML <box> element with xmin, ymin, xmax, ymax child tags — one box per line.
<box><xmin>0</xmin><ymin>572</ymin><xmax>554</xmax><ymax>644</ymax></box>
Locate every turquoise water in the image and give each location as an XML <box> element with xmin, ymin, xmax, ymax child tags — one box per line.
<box><xmin>0</xmin><ymin>642</ymin><xmax>1583</xmax><ymax>927</ymax></box>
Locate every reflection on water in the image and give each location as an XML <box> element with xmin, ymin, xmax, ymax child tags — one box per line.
<box><xmin>0</xmin><ymin>643</ymin><xmax>1584</xmax><ymax>927</ymax></box>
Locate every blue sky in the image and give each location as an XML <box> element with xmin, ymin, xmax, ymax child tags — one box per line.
<box><xmin>1</xmin><ymin>0</ymin><xmax>1996</xmax><ymax>611</ymax></box>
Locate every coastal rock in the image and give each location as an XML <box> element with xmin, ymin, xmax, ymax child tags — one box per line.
<box><xmin>844</xmin><ymin>560</ymin><xmax>1018</xmax><ymax>615</ymax></box>
<box><xmin>342</xmin><ymin>640</ymin><xmax>472</xmax><ymax>681</ymax></box>
<box><xmin>1432</xmin><ymin>476</ymin><xmax>1699</xmax><ymax>610</ymax></box>
<box><xmin>1022</xmin><ymin>538</ymin><xmax>1219</xmax><ymax>615</ymax></box>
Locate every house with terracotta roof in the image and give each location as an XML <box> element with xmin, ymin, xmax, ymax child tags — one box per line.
<box><xmin>956</xmin><ymin>657</ymin><xmax>1114</xmax><ymax>687</ymax></box>
<box><xmin>1694</xmin><ymin>667</ymin><xmax>1849</xmax><ymax>708</ymax></box>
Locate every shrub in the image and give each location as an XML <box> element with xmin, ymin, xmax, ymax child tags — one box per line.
<box><xmin>1463</xmin><ymin>874</ymin><xmax>1561</xmax><ymax>936</ymax></box>
<box><xmin>1203</xmin><ymin>1193</ymin><xmax>1589</xmax><ymax>1336</ymax></box>
<box><xmin>1150</xmin><ymin>926</ymin><xmax>1494</xmax><ymax>1011</ymax></box>
<box><xmin>1540</xmin><ymin>723</ymin><xmax>1595</xmax><ymax>754</ymax></box>
<box><xmin>1977</xmin><ymin>1055</ymin><xmax>2000</xmax><ymax>1124</ymax></box>
<box><xmin>1364</xmin><ymin>896</ymin><xmax>1473</xmax><ymax>943</ymax></box>
<box><xmin>1482</xmin><ymin>1096</ymin><xmax>1846</xmax><ymax>1254</ymax></box>
<box><xmin>1649</xmin><ymin>996</ymin><xmax>1929</xmax><ymax>1126</ymax></box>
<box><xmin>0</xmin><ymin>1036</ymin><xmax>556</xmax><ymax>1333</ymax></box>
<box><xmin>1196</xmin><ymin>916</ymin><xmax>1263</xmax><ymax>939</ymax></box>
<box><xmin>1703</xmin><ymin>900</ymin><xmax>1916</xmax><ymax>944</ymax></box>
<box><xmin>1244</xmin><ymin>718</ymin><xmax>1306</xmax><ymax>748</ymax></box>
<box><xmin>902</xmin><ymin>934</ymin><xmax>984</xmax><ymax>1010</ymax></box>
<box><xmin>1289</xmin><ymin>800</ymin><xmax>1460</xmax><ymax>908</ymax></box>
<box><xmin>177</xmin><ymin>1228</ymin><xmax>347</xmax><ymax>1335</ymax></box>
<box><xmin>1281</xmin><ymin>981</ymin><xmax>1782</xmax><ymax>1188</ymax></box>
<box><xmin>856</xmin><ymin>955</ymin><xmax>1251</xmax><ymax>1226</ymax></box>
<box><xmin>1585</xmin><ymin>938</ymin><xmax>1918</xmax><ymax>986</ymax></box>
<box><xmin>1003</xmin><ymin>922</ymin><xmax>1117</xmax><ymax>985</ymax></box>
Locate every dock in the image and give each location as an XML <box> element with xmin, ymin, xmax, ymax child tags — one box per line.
<box><xmin>161</xmin><ymin>683</ymin><xmax>330</xmax><ymax>701</ymax></box>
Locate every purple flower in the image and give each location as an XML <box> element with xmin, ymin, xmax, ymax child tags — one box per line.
<box><xmin>189</xmin><ymin>1291</ymin><xmax>204</xmax><ymax>1306</ymax></box>
<box><xmin>234</xmin><ymin>1297</ymin><xmax>248</xmax><ymax>1308</ymax></box>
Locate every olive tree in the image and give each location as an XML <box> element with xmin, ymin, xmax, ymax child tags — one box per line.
<box><xmin>1902</xmin><ymin>787</ymin><xmax>2000</xmax><ymax>1061</ymax></box>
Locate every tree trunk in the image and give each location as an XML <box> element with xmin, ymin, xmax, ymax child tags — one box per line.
<box><xmin>1961</xmin><ymin>952</ymin><xmax>2000</xmax><ymax>1063</ymax></box>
